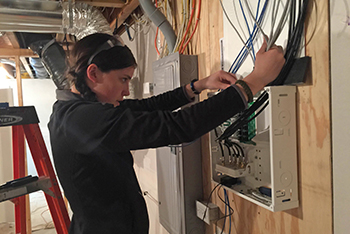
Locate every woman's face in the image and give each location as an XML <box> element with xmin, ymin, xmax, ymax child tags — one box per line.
<box><xmin>89</xmin><ymin>65</ymin><xmax>135</xmax><ymax>106</ymax></box>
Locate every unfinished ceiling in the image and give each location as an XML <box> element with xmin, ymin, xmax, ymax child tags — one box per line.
<box><xmin>0</xmin><ymin>0</ymin><xmax>140</xmax><ymax>79</ymax></box>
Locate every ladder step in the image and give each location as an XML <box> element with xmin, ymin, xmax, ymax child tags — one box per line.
<box><xmin>0</xmin><ymin>176</ymin><xmax>54</xmax><ymax>203</ymax></box>
<box><xmin>0</xmin><ymin>175</ymin><xmax>38</xmax><ymax>189</ymax></box>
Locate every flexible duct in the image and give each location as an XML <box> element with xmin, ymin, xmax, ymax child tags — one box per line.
<box><xmin>0</xmin><ymin>0</ymin><xmax>114</xmax><ymax>89</ymax></box>
<box><xmin>0</xmin><ymin>0</ymin><xmax>113</xmax><ymax>38</ymax></box>
<box><xmin>47</xmin><ymin>1</ymin><xmax>113</xmax><ymax>89</ymax></box>
<box><xmin>138</xmin><ymin>0</ymin><xmax>177</xmax><ymax>52</ymax></box>
<box><xmin>61</xmin><ymin>2</ymin><xmax>113</xmax><ymax>40</ymax></box>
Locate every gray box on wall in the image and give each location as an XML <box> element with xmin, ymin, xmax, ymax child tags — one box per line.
<box><xmin>153</xmin><ymin>52</ymin><xmax>204</xmax><ymax>234</ymax></box>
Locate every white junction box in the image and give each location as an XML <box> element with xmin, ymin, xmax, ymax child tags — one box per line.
<box><xmin>210</xmin><ymin>86</ymin><xmax>298</xmax><ymax>212</ymax></box>
<box><xmin>196</xmin><ymin>200</ymin><xmax>219</xmax><ymax>225</ymax></box>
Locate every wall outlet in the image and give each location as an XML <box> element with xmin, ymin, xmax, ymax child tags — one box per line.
<box><xmin>143</xmin><ymin>82</ymin><xmax>153</xmax><ymax>95</ymax></box>
<box><xmin>196</xmin><ymin>200</ymin><xmax>219</xmax><ymax>225</ymax></box>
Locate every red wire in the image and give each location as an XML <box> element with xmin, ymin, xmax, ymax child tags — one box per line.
<box><xmin>155</xmin><ymin>28</ymin><xmax>160</xmax><ymax>55</ymax></box>
<box><xmin>178</xmin><ymin>0</ymin><xmax>196</xmax><ymax>53</ymax></box>
<box><xmin>180</xmin><ymin>0</ymin><xmax>201</xmax><ymax>54</ymax></box>
<box><xmin>154</xmin><ymin>0</ymin><xmax>160</xmax><ymax>55</ymax></box>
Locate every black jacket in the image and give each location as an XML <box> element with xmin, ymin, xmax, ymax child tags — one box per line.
<box><xmin>48</xmin><ymin>85</ymin><xmax>246</xmax><ymax>234</ymax></box>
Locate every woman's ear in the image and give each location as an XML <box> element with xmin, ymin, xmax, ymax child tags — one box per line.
<box><xmin>86</xmin><ymin>64</ymin><xmax>99</xmax><ymax>83</ymax></box>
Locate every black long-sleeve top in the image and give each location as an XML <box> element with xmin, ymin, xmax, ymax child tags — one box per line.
<box><xmin>48</xmin><ymin>85</ymin><xmax>246</xmax><ymax>234</ymax></box>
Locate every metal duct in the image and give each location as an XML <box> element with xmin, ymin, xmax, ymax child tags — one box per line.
<box><xmin>40</xmin><ymin>39</ymin><xmax>70</xmax><ymax>89</ymax></box>
<box><xmin>0</xmin><ymin>0</ymin><xmax>112</xmax><ymax>38</ymax></box>
<box><xmin>0</xmin><ymin>0</ymin><xmax>114</xmax><ymax>89</ymax></box>
<box><xmin>61</xmin><ymin>2</ymin><xmax>112</xmax><ymax>40</ymax></box>
<box><xmin>0</xmin><ymin>0</ymin><xmax>63</xmax><ymax>33</ymax></box>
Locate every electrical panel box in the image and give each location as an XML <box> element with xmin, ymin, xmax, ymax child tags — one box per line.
<box><xmin>210</xmin><ymin>86</ymin><xmax>298</xmax><ymax>212</ymax></box>
<box><xmin>153</xmin><ymin>52</ymin><xmax>204</xmax><ymax>234</ymax></box>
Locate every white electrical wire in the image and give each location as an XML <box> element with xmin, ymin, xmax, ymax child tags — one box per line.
<box><xmin>267</xmin><ymin>0</ymin><xmax>291</xmax><ymax>50</ymax></box>
<box><xmin>243</xmin><ymin>0</ymin><xmax>269</xmax><ymax>42</ymax></box>
<box><xmin>173</xmin><ymin>0</ymin><xmax>189</xmax><ymax>53</ymax></box>
<box><xmin>220</xmin><ymin>0</ymin><xmax>255</xmax><ymax>63</ymax></box>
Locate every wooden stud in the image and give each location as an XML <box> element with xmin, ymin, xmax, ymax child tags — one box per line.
<box><xmin>20</xmin><ymin>57</ymin><xmax>35</xmax><ymax>79</ymax></box>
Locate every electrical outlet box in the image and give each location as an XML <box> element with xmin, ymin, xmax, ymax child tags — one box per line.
<box><xmin>210</xmin><ymin>86</ymin><xmax>298</xmax><ymax>212</ymax></box>
<box><xmin>196</xmin><ymin>200</ymin><xmax>219</xmax><ymax>225</ymax></box>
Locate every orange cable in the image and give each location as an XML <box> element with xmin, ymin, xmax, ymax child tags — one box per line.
<box><xmin>154</xmin><ymin>0</ymin><xmax>160</xmax><ymax>55</ymax></box>
<box><xmin>178</xmin><ymin>0</ymin><xmax>196</xmax><ymax>53</ymax></box>
<box><xmin>180</xmin><ymin>0</ymin><xmax>201</xmax><ymax>54</ymax></box>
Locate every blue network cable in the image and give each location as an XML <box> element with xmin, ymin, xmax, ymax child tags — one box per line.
<box><xmin>238</xmin><ymin>0</ymin><xmax>256</xmax><ymax>61</ymax></box>
<box><xmin>229</xmin><ymin>0</ymin><xmax>263</xmax><ymax>73</ymax></box>
<box><xmin>229</xmin><ymin>0</ymin><xmax>269</xmax><ymax>74</ymax></box>
<box><xmin>229</xmin><ymin>0</ymin><xmax>268</xmax><ymax>73</ymax></box>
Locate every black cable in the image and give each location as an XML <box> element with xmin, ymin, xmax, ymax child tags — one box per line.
<box><xmin>217</xmin><ymin>91</ymin><xmax>269</xmax><ymax>140</ymax></box>
<box><xmin>231</xmin><ymin>141</ymin><xmax>245</xmax><ymax>158</ymax></box>
<box><xmin>64</xmin><ymin>34</ymin><xmax>70</xmax><ymax>56</ymax></box>
<box><xmin>288</xmin><ymin>0</ymin><xmax>296</xmax><ymax>44</ymax></box>
<box><xmin>270</xmin><ymin>0</ymin><xmax>310</xmax><ymax>86</ymax></box>
<box><xmin>246</xmin><ymin>100</ymin><xmax>269</xmax><ymax>123</ymax></box>
<box><xmin>230</xmin><ymin>144</ymin><xmax>239</xmax><ymax>158</ymax></box>
<box><xmin>113</xmin><ymin>19</ymin><xmax>119</xmax><ymax>35</ymax></box>
<box><xmin>214</xmin><ymin>128</ymin><xmax>226</xmax><ymax>159</ymax></box>
<box><xmin>202</xmin><ymin>183</ymin><xmax>222</xmax><ymax>221</ymax></box>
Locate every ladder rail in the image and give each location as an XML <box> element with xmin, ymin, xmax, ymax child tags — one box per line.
<box><xmin>12</xmin><ymin>125</ymin><xmax>27</xmax><ymax>233</ymax></box>
<box><xmin>0</xmin><ymin>105</ymin><xmax>70</xmax><ymax>234</ymax></box>
<box><xmin>23</xmin><ymin>123</ymin><xmax>70</xmax><ymax>234</ymax></box>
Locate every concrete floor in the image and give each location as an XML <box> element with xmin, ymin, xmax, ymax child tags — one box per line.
<box><xmin>0</xmin><ymin>223</ymin><xmax>56</xmax><ymax>234</ymax></box>
<box><xmin>32</xmin><ymin>228</ymin><xmax>57</xmax><ymax>234</ymax></box>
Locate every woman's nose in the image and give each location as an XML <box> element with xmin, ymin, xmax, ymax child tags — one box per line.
<box><xmin>123</xmin><ymin>84</ymin><xmax>130</xmax><ymax>97</ymax></box>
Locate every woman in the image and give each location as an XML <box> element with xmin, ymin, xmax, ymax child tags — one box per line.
<box><xmin>48</xmin><ymin>33</ymin><xmax>284</xmax><ymax>234</ymax></box>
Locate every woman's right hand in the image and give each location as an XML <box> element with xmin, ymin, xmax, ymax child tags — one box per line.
<box><xmin>243</xmin><ymin>40</ymin><xmax>285</xmax><ymax>95</ymax></box>
<box><xmin>255</xmin><ymin>39</ymin><xmax>285</xmax><ymax>83</ymax></box>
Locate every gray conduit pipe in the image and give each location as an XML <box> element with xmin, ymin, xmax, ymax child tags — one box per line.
<box><xmin>139</xmin><ymin>0</ymin><xmax>177</xmax><ymax>52</ymax></box>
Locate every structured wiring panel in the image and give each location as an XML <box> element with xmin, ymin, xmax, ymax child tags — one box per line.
<box><xmin>210</xmin><ymin>86</ymin><xmax>298</xmax><ymax>212</ymax></box>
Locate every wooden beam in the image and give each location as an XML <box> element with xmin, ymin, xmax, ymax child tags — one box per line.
<box><xmin>110</xmin><ymin>0</ymin><xmax>139</xmax><ymax>31</ymax></box>
<box><xmin>7</xmin><ymin>33</ymin><xmax>33</xmax><ymax>234</ymax></box>
<box><xmin>15</xmin><ymin>56</ymin><xmax>23</xmax><ymax>106</ymax></box>
<box><xmin>5</xmin><ymin>32</ymin><xmax>35</xmax><ymax>79</ymax></box>
<box><xmin>20</xmin><ymin>57</ymin><xmax>35</xmax><ymax>79</ymax></box>
<box><xmin>5</xmin><ymin>32</ymin><xmax>20</xmax><ymax>48</ymax></box>
<box><xmin>0</xmin><ymin>49</ymin><xmax>38</xmax><ymax>58</ymax></box>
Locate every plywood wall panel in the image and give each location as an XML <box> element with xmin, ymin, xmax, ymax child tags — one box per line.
<box><xmin>186</xmin><ymin>0</ymin><xmax>333</xmax><ymax>233</ymax></box>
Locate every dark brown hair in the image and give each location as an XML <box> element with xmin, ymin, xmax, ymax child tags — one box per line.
<box><xmin>66</xmin><ymin>33</ymin><xmax>137</xmax><ymax>101</ymax></box>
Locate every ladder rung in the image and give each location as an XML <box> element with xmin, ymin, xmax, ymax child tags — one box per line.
<box><xmin>0</xmin><ymin>176</ymin><xmax>53</xmax><ymax>203</ymax></box>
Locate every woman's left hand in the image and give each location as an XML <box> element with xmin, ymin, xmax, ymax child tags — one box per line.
<box><xmin>185</xmin><ymin>70</ymin><xmax>237</xmax><ymax>98</ymax></box>
<box><xmin>196</xmin><ymin>70</ymin><xmax>237</xmax><ymax>91</ymax></box>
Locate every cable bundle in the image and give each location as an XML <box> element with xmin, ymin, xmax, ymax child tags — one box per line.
<box><xmin>269</xmin><ymin>0</ymin><xmax>310</xmax><ymax>86</ymax></box>
<box><xmin>226</xmin><ymin>0</ymin><xmax>270</xmax><ymax>74</ymax></box>
<box><xmin>153</xmin><ymin>0</ymin><xmax>202</xmax><ymax>57</ymax></box>
<box><xmin>217</xmin><ymin>0</ymin><xmax>310</xmax><ymax>141</ymax></box>
<box><xmin>217</xmin><ymin>90</ymin><xmax>269</xmax><ymax>141</ymax></box>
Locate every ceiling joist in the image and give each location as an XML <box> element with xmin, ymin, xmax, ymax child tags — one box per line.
<box><xmin>110</xmin><ymin>0</ymin><xmax>139</xmax><ymax>30</ymax></box>
<box><xmin>0</xmin><ymin>48</ymin><xmax>38</xmax><ymax>58</ymax></box>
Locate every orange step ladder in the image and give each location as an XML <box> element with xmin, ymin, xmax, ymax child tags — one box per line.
<box><xmin>0</xmin><ymin>104</ymin><xmax>70</xmax><ymax>234</ymax></box>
